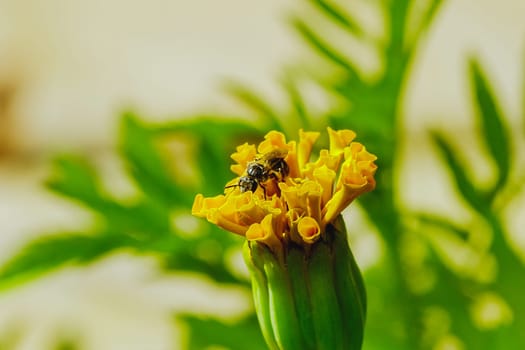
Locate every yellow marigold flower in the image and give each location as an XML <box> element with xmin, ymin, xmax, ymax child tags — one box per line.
<box><xmin>191</xmin><ymin>128</ymin><xmax>377</xmax><ymax>250</ymax></box>
<box><xmin>193</xmin><ymin>128</ymin><xmax>375</xmax><ymax>350</ymax></box>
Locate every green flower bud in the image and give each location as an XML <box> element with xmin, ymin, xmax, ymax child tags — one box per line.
<box><xmin>243</xmin><ymin>216</ymin><xmax>366</xmax><ymax>350</ymax></box>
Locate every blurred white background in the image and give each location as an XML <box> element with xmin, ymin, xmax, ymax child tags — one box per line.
<box><xmin>1</xmin><ymin>0</ymin><xmax>524</xmax><ymax>349</ymax></box>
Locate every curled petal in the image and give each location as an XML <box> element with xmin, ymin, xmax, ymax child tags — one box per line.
<box><xmin>236</xmin><ymin>196</ymin><xmax>271</xmax><ymax>226</ymax></box>
<box><xmin>328</xmin><ymin>127</ymin><xmax>356</xmax><ymax>155</ymax></box>
<box><xmin>192</xmin><ymin>194</ymin><xmax>227</xmax><ymax>218</ymax></box>
<box><xmin>323</xmin><ymin>165</ymin><xmax>376</xmax><ymax>226</ymax></box>
<box><xmin>231</xmin><ymin>143</ymin><xmax>257</xmax><ymax>176</ymax></box>
<box><xmin>297</xmin><ymin>216</ymin><xmax>321</xmax><ymax>244</ymax></box>
<box><xmin>213</xmin><ymin>211</ymin><xmax>250</xmax><ymax>236</ymax></box>
<box><xmin>302</xmin><ymin>149</ymin><xmax>341</xmax><ymax>180</ymax></box>
<box><xmin>285</xmin><ymin>208</ymin><xmax>303</xmax><ymax>244</ymax></box>
<box><xmin>322</xmin><ymin>183</ymin><xmax>367</xmax><ymax>227</ymax></box>
<box><xmin>246</xmin><ymin>214</ymin><xmax>282</xmax><ymax>251</ymax></box>
<box><xmin>279</xmin><ymin>180</ymin><xmax>321</xmax><ymax>215</ymax></box>
<box><xmin>258</xmin><ymin>131</ymin><xmax>291</xmax><ymax>154</ymax></box>
<box><xmin>284</xmin><ymin>141</ymin><xmax>301</xmax><ymax>179</ymax></box>
<box><xmin>337</xmin><ymin>143</ymin><xmax>378</xmax><ymax>191</ymax></box>
<box><xmin>344</xmin><ymin>142</ymin><xmax>377</xmax><ymax>163</ymax></box>
<box><xmin>297</xmin><ymin>129</ymin><xmax>320</xmax><ymax>170</ymax></box>
<box><xmin>313</xmin><ymin>165</ymin><xmax>336</xmax><ymax>208</ymax></box>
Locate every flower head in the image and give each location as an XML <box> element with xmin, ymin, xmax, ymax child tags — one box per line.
<box><xmin>192</xmin><ymin>128</ymin><xmax>377</xmax><ymax>250</ymax></box>
<box><xmin>192</xmin><ymin>128</ymin><xmax>375</xmax><ymax>350</ymax></box>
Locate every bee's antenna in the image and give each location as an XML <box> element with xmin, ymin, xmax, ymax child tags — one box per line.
<box><xmin>224</xmin><ymin>184</ymin><xmax>239</xmax><ymax>192</ymax></box>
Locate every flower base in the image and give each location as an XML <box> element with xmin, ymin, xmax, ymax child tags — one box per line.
<box><xmin>243</xmin><ymin>216</ymin><xmax>366</xmax><ymax>350</ymax></box>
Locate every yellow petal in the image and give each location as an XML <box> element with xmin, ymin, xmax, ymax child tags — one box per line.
<box><xmin>302</xmin><ymin>149</ymin><xmax>341</xmax><ymax>180</ymax></box>
<box><xmin>285</xmin><ymin>141</ymin><xmax>300</xmax><ymax>178</ymax></box>
<box><xmin>322</xmin><ymin>184</ymin><xmax>365</xmax><ymax>227</ymax></box>
<box><xmin>344</xmin><ymin>142</ymin><xmax>377</xmax><ymax>163</ymax></box>
<box><xmin>238</xmin><ymin>195</ymin><xmax>282</xmax><ymax>226</ymax></box>
<box><xmin>323</xmin><ymin>144</ymin><xmax>377</xmax><ymax>226</ymax></box>
<box><xmin>214</xmin><ymin>211</ymin><xmax>250</xmax><ymax>236</ymax></box>
<box><xmin>297</xmin><ymin>129</ymin><xmax>320</xmax><ymax>170</ymax></box>
<box><xmin>328</xmin><ymin>127</ymin><xmax>356</xmax><ymax>155</ymax></box>
<box><xmin>279</xmin><ymin>179</ymin><xmax>323</xmax><ymax>229</ymax></box>
<box><xmin>230</xmin><ymin>143</ymin><xmax>257</xmax><ymax>176</ymax></box>
<box><xmin>279</xmin><ymin>180</ymin><xmax>320</xmax><ymax>213</ymax></box>
<box><xmin>191</xmin><ymin>194</ymin><xmax>227</xmax><ymax>218</ymax></box>
<box><xmin>297</xmin><ymin>216</ymin><xmax>321</xmax><ymax>244</ymax></box>
<box><xmin>257</xmin><ymin>131</ymin><xmax>291</xmax><ymax>154</ymax></box>
<box><xmin>337</xmin><ymin>142</ymin><xmax>378</xmax><ymax>191</ymax></box>
<box><xmin>246</xmin><ymin>214</ymin><xmax>282</xmax><ymax>251</ymax></box>
<box><xmin>312</xmin><ymin>165</ymin><xmax>336</xmax><ymax>208</ymax></box>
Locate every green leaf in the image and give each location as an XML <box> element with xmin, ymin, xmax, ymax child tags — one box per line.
<box><xmin>408</xmin><ymin>0</ymin><xmax>444</xmax><ymax>52</ymax></box>
<box><xmin>46</xmin><ymin>155</ymin><xmax>104</xmax><ymax>206</ymax></box>
<box><xmin>0</xmin><ymin>233</ymin><xmax>127</xmax><ymax>290</ymax></box>
<box><xmin>420</xmin><ymin>0</ymin><xmax>444</xmax><ymax>30</ymax></box>
<box><xmin>120</xmin><ymin>112</ymin><xmax>194</xmax><ymax>208</ymax></box>
<box><xmin>139</xmin><ymin>225</ymin><xmax>245</xmax><ymax>285</ymax></box>
<box><xmin>307</xmin><ymin>0</ymin><xmax>364</xmax><ymax>37</ymax></box>
<box><xmin>430</xmin><ymin>131</ymin><xmax>489</xmax><ymax>216</ymax></box>
<box><xmin>46</xmin><ymin>155</ymin><xmax>171</xmax><ymax>236</ymax></box>
<box><xmin>469</xmin><ymin>59</ymin><xmax>511</xmax><ymax>195</ymax></box>
<box><xmin>194</xmin><ymin>137</ymin><xmax>232</xmax><ymax>196</ymax></box>
<box><xmin>291</xmin><ymin>17</ymin><xmax>362</xmax><ymax>81</ymax></box>
<box><xmin>413</xmin><ymin>213</ymin><xmax>469</xmax><ymax>240</ymax></box>
<box><xmin>179</xmin><ymin>314</ymin><xmax>267</xmax><ymax>350</ymax></box>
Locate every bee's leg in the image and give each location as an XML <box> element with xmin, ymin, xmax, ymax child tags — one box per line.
<box><xmin>270</xmin><ymin>169</ymin><xmax>284</xmax><ymax>181</ymax></box>
<box><xmin>260</xmin><ymin>183</ymin><xmax>267</xmax><ymax>200</ymax></box>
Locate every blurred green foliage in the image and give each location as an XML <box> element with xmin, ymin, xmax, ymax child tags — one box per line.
<box><xmin>1</xmin><ymin>0</ymin><xmax>525</xmax><ymax>349</ymax></box>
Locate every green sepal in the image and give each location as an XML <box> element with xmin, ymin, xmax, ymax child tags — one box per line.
<box><xmin>243</xmin><ymin>242</ymin><xmax>279</xmax><ymax>350</ymax></box>
<box><xmin>249</xmin><ymin>242</ymin><xmax>306</xmax><ymax>350</ymax></box>
<box><xmin>330</xmin><ymin>217</ymin><xmax>367</xmax><ymax>350</ymax></box>
<box><xmin>287</xmin><ymin>245</ymin><xmax>317</xmax><ymax>349</ymax></box>
<box><xmin>308</xmin><ymin>240</ymin><xmax>345</xmax><ymax>350</ymax></box>
<box><xmin>244</xmin><ymin>218</ymin><xmax>367</xmax><ymax>350</ymax></box>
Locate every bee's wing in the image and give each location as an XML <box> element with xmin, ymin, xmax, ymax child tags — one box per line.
<box><xmin>259</xmin><ymin>148</ymin><xmax>288</xmax><ymax>161</ymax></box>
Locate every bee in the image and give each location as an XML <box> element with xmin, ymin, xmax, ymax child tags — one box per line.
<box><xmin>226</xmin><ymin>149</ymin><xmax>289</xmax><ymax>198</ymax></box>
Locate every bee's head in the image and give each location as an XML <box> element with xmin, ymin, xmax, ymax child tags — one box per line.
<box><xmin>238</xmin><ymin>176</ymin><xmax>258</xmax><ymax>193</ymax></box>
